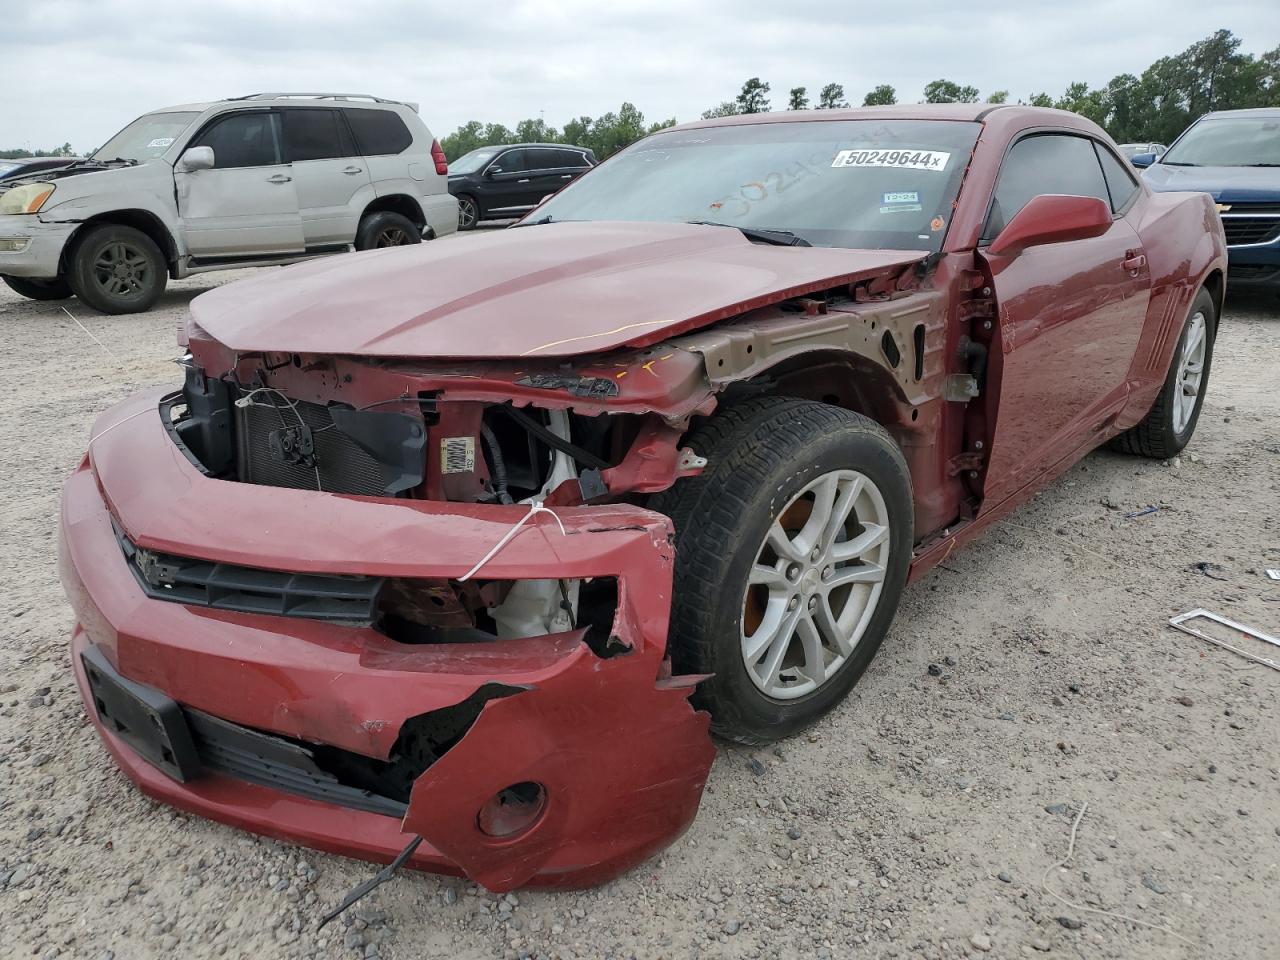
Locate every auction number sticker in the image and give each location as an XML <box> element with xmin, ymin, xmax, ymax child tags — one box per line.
<box><xmin>832</xmin><ymin>149</ymin><xmax>950</xmax><ymax>171</ymax></box>
<box><xmin>147</xmin><ymin>137</ymin><xmax>175</xmax><ymax>148</ymax></box>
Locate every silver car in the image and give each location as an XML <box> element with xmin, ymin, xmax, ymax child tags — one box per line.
<box><xmin>0</xmin><ymin>93</ymin><xmax>457</xmax><ymax>313</ymax></box>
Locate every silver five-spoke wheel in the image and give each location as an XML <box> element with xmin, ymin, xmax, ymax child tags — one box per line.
<box><xmin>742</xmin><ymin>469</ymin><xmax>891</xmax><ymax>700</ymax></box>
<box><xmin>1173</xmin><ymin>309</ymin><xmax>1206</xmax><ymax>435</ymax></box>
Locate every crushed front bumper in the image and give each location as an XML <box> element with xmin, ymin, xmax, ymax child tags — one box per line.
<box><xmin>60</xmin><ymin>389</ymin><xmax>714</xmax><ymax>891</ymax></box>
<box><xmin>0</xmin><ymin>213</ymin><xmax>74</xmax><ymax>278</ymax></box>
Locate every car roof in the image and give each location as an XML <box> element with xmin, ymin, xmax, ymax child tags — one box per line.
<box><xmin>668</xmin><ymin>103</ymin><xmax>1091</xmax><ymax>131</ymax></box>
<box><xmin>146</xmin><ymin>95</ymin><xmax>418</xmax><ymax>116</ymax></box>
<box><xmin>1200</xmin><ymin>107</ymin><xmax>1280</xmax><ymax>120</ymax></box>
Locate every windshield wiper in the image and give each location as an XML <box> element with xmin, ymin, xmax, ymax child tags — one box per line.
<box><xmin>687</xmin><ymin>221</ymin><xmax>812</xmax><ymax>247</ymax></box>
<box><xmin>513</xmin><ymin>214</ymin><xmax>553</xmax><ymax>227</ymax></box>
<box><xmin>1159</xmin><ymin>161</ymin><xmax>1199</xmax><ymax>166</ymax></box>
<box><xmin>1243</xmin><ymin>163</ymin><xmax>1280</xmax><ymax>167</ymax></box>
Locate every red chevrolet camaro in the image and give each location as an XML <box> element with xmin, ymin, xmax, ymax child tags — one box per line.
<box><xmin>60</xmin><ymin>104</ymin><xmax>1224</xmax><ymax>892</ymax></box>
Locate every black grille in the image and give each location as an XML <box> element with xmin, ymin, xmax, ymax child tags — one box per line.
<box><xmin>186</xmin><ymin>709</ymin><xmax>407</xmax><ymax>817</ymax></box>
<box><xmin>1222</xmin><ymin>216</ymin><xmax>1280</xmax><ymax>246</ymax></box>
<box><xmin>235</xmin><ymin>396</ymin><xmax>396</xmax><ymax>496</ymax></box>
<box><xmin>117</xmin><ymin>524</ymin><xmax>384</xmax><ymax>623</ymax></box>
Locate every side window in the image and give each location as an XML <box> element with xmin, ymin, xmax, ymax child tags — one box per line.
<box><xmin>191</xmin><ymin>112</ymin><xmax>281</xmax><ymax>169</ymax></box>
<box><xmin>557</xmin><ymin>149</ymin><xmax>590</xmax><ymax>169</ymax></box>
<box><xmin>344</xmin><ymin>109</ymin><xmax>413</xmax><ymax>156</ymax></box>
<box><xmin>985</xmin><ymin>134</ymin><xmax>1110</xmax><ymax>240</ymax></box>
<box><xmin>1094</xmin><ymin>143</ymin><xmax>1139</xmax><ymax>213</ymax></box>
<box><xmin>525</xmin><ymin>148</ymin><xmax>561</xmax><ymax>172</ymax></box>
<box><xmin>282</xmin><ymin>109</ymin><xmax>350</xmax><ymax>162</ymax></box>
<box><xmin>494</xmin><ymin>149</ymin><xmax>527</xmax><ymax>173</ymax></box>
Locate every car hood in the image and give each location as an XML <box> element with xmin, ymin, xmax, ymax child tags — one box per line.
<box><xmin>189</xmin><ymin>221</ymin><xmax>928</xmax><ymax>359</ymax></box>
<box><xmin>1142</xmin><ymin>163</ymin><xmax>1280</xmax><ymax>203</ymax></box>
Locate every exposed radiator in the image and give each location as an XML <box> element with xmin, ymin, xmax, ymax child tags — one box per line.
<box><xmin>235</xmin><ymin>397</ymin><xmax>397</xmax><ymax>496</ymax></box>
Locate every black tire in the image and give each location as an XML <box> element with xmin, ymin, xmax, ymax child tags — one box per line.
<box><xmin>456</xmin><ymin>194</ymin><xmax>480</xmax><ymax>231</ymax></box>
<box><xmin>652</xmin><ymin>398</ymin><xmax>914</xmax><ymax>745</ymax></box>
<box><xmin>355</xmin><ymin>211</ymin><xmax>421</xmax><ymax>250</ymax></box>
<box><xmin>66</xmin><ymin>224</ymin><xmax>167</xmax><ymax>315</ymax></box>
<box><xmin>1109</xmin><ymin>286</ymin><xmax>1216</xmax><ymax>459</ymax></box>
<box><xmin>2</xmin><ymin>275</ymin><xmax>73</xmax><ymax>301</ymax></box>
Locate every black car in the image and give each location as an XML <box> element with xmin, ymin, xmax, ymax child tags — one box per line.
<box><xmin>0</xmin><ymin>156</ymin><xmax>80</xmax><ymax>183</ymax></box>
<box><xmin>447</xmin><ymin>143</ymin><xmax>595</xmax><ymax>229</ymax></box>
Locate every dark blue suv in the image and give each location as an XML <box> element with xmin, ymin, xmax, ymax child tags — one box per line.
<box><xmin>1135</xmin><ymin>108</ymin><xmax>1280</xmax><ymax>294</ymax></box>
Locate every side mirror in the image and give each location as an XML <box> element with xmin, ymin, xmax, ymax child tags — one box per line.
<box><xmin>987</xmin><ymin>194</ymin><xmax>1112</xmax><ymax>258</ymax></box>
<box><xmin>177</xmin><ymin>146</ymin><xmax>215</xmax><ymax>172</ymax></box>
<box><xmin>485</xmin><ymin>166</ymin><xmax>502</xmax><ymax>178</ymax></box>
<box><xmin>1130</xmin><ymin>152</ymin><xmax>1156</xmax><ymax>168</ymax></box>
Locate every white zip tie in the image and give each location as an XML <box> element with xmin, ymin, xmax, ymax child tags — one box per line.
<box><xmin>457</xmin><ymin>500</ymin><xmax>567</xmax><ymax>582</ymax></box>
<box><xmin>61</xmin><ymin>306</ymin><xmax>123</xmax><ymax>366</ymax></box>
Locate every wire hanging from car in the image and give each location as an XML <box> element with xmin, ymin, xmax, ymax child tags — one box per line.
<box><xmin>457</xmin><ymin>500</ymin><xmax>567</xmax><ymax>582</ymax></box>
<box><xmin>317</xmin><ymin>835</ymin><xmax>423</xmax><ymax>930</ymax></box>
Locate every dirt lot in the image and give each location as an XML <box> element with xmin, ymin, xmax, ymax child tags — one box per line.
<box><xmin>1</xmin><ymin>252</ymin><xmax>1277</xmax><ymax>960</ymax></box>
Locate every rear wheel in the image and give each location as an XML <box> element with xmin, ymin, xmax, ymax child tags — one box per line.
<box><xmin>456</xmin><ymin>194</ymin><xmax>479</xmax><ymax>230</ymax></box>
<box><xmin>355</xmin><ymin>211</ymin><xmax>421</xmax><ymax>250</ymax></box>
<box><xmin>653</xmin><ymin>398</ymin><xmax>913</xmax><ymax>744</ymax></box>
<box><xmin>67</xmin><ymin>224</ymin><xmax>167</xmax><ymax>314</ymax></box>
<box><xmin>1110</xmin><ymin>286</ymin><xmax>1216</xmax><ymax>459</ymax></box>
<box><xmin>2</xmin><ymin>275</ymin><xmax>73</xmax><ymax>301</ymax></box>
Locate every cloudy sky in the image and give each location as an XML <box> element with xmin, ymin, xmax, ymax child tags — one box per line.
<box><xmin>4</xmin><ymin>1</ymin><xmax>1278</xmax><ymax>152</ymax></box>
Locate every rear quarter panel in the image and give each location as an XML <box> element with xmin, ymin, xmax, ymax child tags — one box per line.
<box><xmin>1115</xmin><ymin>189</ymin><xmax>1226</xmax><ymax>429</ymax></box>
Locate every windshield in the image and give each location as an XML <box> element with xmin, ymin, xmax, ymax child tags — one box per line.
<box><xmin>0</xmin><ymin>162</ymin><xmax>18</xmax><ymax>176</ymax></box>
<box><xmin>1161</xmin><ymin>116</ymin><xmax>1280</xmax><ymax>167</ymax></box>
<box><xmin>450</xmin><ymin>148</ymin><xmax>499</xmax><ymax>175</ymax></box>
<box><xmin>92</xmin><ymin>111</ymin><xmax>200</xmax><ymax>163</ymax></box>
<box><xmin>527</xmin><ymin>119</ymin><xmax>981</xmax><ymax>251</ymax></box>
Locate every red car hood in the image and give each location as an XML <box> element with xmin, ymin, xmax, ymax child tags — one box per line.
<box><xmin>189</xmin><ymin>221</ymin><xmax>927</xmax><ymax>359</ymax></box>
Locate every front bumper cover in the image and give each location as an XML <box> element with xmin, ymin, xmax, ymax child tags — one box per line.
<box><xmin>60</xmin><ymin>389</ymin><xmax>715</xmax><ymax>890</ymax></box>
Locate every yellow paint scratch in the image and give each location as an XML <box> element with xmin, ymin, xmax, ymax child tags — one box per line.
<box><xmin>520</xmin><ymin>320</ymin><xmax>671</xmax><ymax>357</ymax></box>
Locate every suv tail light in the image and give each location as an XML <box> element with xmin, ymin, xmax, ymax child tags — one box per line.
<box><xmin>430</xmin><ymin>139</ymin><xmax>448</xmax><ymax>175</ymax></box>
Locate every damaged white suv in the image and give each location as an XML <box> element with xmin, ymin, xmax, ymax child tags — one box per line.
<box><xmin>0</xmin><ymin>93</ymin><xmax>457</xmax><ymax>314</ymax></box>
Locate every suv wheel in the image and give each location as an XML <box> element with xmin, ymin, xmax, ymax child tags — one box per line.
<box><xmin>457</xmin><ymin>194</ymin><xmax>479</xmax><ymax>230</ymax></box>
<box><xmin>67</xmin><ymin>224</ymin><xmax>167</xmax><ymax>314</ymax></box>
<box><xmin>2</xmin><ymin>275</ymin><xmax>73</xmax><ymax>301</ymax></box>
<box><xmin>355</xmin><ymin>212</ymin><xmax>421</xmax><ymax>250</ymax></box>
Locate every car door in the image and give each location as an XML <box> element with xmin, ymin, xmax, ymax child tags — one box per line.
<box><xmin>482</xmin><ymin>148</ymin><xmax>540</xmax><ymax>216</ymax></box>
<box><xmin>175</xmin><ymin>110</ymin><xmax>305</xmax><ymax>257</ymax></box>
<box><xmin>978</xmin><ymin>132</ymin><xmax>1151</xmax><ymax>505</ymax></box>
<box><xmin>522</xmin><ymin>147</ymin><xmax>575</xmax><ymax>203</ymax></box>
<box><xmin>280</xmin><ymin>107</ymin><xmax>372</xmax><ymax>248</ymax></box>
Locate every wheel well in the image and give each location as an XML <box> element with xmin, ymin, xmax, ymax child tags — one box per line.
<box><xmin>64</xmin><ymin>210</ymin><xmax>178</xmax><ymax>277</ymax></box>
<box><xmin>1202</xmin><ymin>269</ymin><xmax>1224</xmax><ymax>326</ymax></box>
<box><xmin>361</xmin><ymin>195</ymin><xmax>427</xmax><ymax>233</ymax></box>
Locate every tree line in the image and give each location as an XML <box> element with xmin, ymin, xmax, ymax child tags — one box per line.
<box><xmin>438</xmin><ymin>28</ymin><xmax>1278</xmax><ymax>162</ymax></box>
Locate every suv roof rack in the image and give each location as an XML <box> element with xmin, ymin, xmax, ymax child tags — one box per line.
<box><xmin>230</xmin><ymin>93</ymin><xmax>419</xmax><ymax>113</ymax></box>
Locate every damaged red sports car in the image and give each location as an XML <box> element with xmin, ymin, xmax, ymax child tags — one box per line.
<box><xmin>60</xmin><ymin>105</ymin><xmax>1225</xmax><ymax>892</ymax></box>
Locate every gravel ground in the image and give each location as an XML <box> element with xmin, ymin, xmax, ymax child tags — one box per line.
<box><xmin>1</xmin><ymin>253</ymin><xmax>1277</xmax><ymax>960</ymax></box>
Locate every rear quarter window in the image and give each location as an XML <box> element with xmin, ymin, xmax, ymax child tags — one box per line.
<box><xmin>345</xmin><ymin>108</ymin><xmax>413</xmax><ymax>156</ymax></box>
<box><xmin>1094</xmin><ymin>143</ymin><xmax>1139</xmax><ymax>213</ymax></box>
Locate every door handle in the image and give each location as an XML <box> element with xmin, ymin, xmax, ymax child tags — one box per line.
<box><xmin>561</xmin><ymin>174</ymin><xmax>572</xmax><ymax>179</ymax></box>
<box><xmin>268</xmin><ymin>174</ymin><xmax>293</xmax><ymax>184</ymax></box>
<box><xmin>342</xmin><ymin>166</ymin><xmax>363</xmax><ymax>175</ymax></box>
<box><xmin>517</xmin><ymin>178</ymin><xmax>530</xmax><ymax>183</ymax></box>
<box><xmin>1122</xmin><ymin>252</ymin><xmax>1146</xmax><ymax>273</ymax></box>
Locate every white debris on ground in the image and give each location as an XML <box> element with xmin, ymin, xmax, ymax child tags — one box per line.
<box><xmin>0</xmin><ymin>255</ymin><xmax>1277</xmax><ymax>959</ymax></box>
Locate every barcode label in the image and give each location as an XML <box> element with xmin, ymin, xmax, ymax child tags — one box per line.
<box><xmin>441</xmin><ymin>436</ymin><xmax>475</xmax><ymax>474</ymax></box>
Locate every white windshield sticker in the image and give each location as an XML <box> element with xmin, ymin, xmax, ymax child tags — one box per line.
<box><xmin>833</xmin><ymin>149</ymin><xmax>950</xmax><ymax>171</ymax></box>
<box><xmin>147</xmin><ymin>137</ymin><xmax>175</xmax><ymax>148</ymax></box>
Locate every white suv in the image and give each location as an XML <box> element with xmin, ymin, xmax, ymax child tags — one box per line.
<box><xmin>0</xmin><ymin>93</ymin><xmax>458</xmax><ymax>314</ymax></box>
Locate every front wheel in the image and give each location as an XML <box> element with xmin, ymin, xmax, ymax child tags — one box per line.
<box><xmin>1110</xmin><ymin>286</ymin><xmax>1216</xmax><ymax>459</ymax></box>
<box><xmin>653</xmin><ymin>398</ymin><xmax>914</xmax><ymax>744</ymax></box>
<box><xmin>66</xmin><ymin>224</ymin><xmax>167</xmax><ymax>314</ymax></box>
<box><xmin>2</xmin><ymin>275</ymin><xmax>73</xmax><ymax>301</ymax></box>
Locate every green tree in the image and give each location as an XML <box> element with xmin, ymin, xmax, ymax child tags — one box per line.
<box><xmin>923</xmin><ymin>79</ymin><xmax>979</xmax><ymax>103</ymax></box>
<box><xmin>985</xmin><ymin>90</ymin><xmax>1009</xmax><ymax>104</ymax></box>
<box><xmin>816</xmin><ymin>83</ymin><xmax>848</xmax><ymax>109</ymax></box>
<box><xmin>736</xmin><ymin>77</ymin><xmax>772</xmax><ymax>114</ymax></box>
<box><xmin>647</xmin><ymin>118</ymin><xmax>678</xmax><ymax>134</ymax></box>
<box><xmin>862</xmin><ymin>84</ymin><xmax>897</xmax><ymax>106</ymax></box>
<box><xmin>1027</xmin><ymin>92</ymin><xmax>1054</xmax><ymax>107</ymax></box>
<box><xmin>700</xmin><ymin>101</ymin><xmax>739</xmax><ymax>120</ymax></box>
<box><xmin>514</xmin><ymin>118</ymin><xmax>558</xmax><ymax>144</ymax></box>
<box><xmin>1054</xmin><ymin>81</ymin><xmax>1109</xmax><ymax>126</ymax></box>
<box><xmin>561</xmin><ymin>116</ymin><xmax>593</xmax><ymax>148</ymax></box>
<box><xmin>788</xmin><ymin>86</ymin><xmax>809</xmax><ymax>110</ymax></box>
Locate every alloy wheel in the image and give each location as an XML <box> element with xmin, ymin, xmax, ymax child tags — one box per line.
<box><xmin>92</xmin><ymin>241</ymin><xmax>151</xmax><ymax>300</ymax></box>
<box><xmin>458</xmin><ymin>197</ymin><xmax>478</xmax><ymax>229</ymax></box>
<box><xmin>1173</xmin><ymin>310</ymin><xmax>1207</xmax><ymax>434</ymax></box>
<box><xmin>741</xmin><ymin>469</ymin><xmax>891</xmax><ymax>700</ymax></box>
<box><xmin>375</xmin><ymin>227</ymin><xmax>412</xmax><ymax>247</ymax></box>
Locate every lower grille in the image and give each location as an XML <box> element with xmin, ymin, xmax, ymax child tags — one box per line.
<box><xmin>186</xmin><ymin>709</ymin><xmax>407</xmax><ymax>817</ymax></box>
<box><xmin>235</xmin><ymin>396</ymin><xmax>396</xmax><ymax>496</ymax></box>
<box><xmin>1228</xmin><ymin>263</ymin><xmax>1280</xmax><ymax>283</ymax></box>
<box><xmin>1222</xmin><ymin>216</ymin><xmax>1280</xmax><ymax>247</ymax></box>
